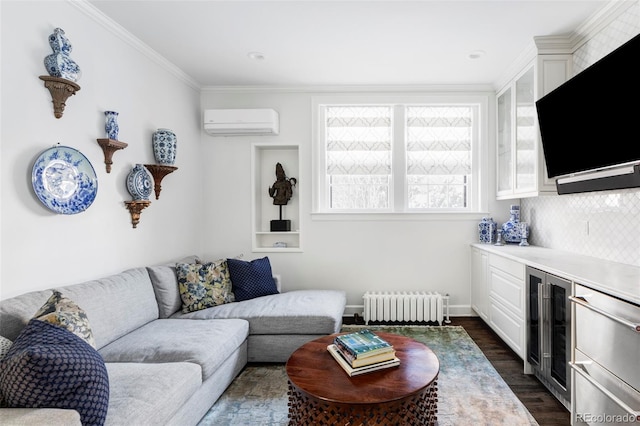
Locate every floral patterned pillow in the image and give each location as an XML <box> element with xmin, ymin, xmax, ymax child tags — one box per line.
<box><xmin>0</xmin><ymin>336</ymin><xmax>12</xmax><ymax>360</ymax></box>
<box><xmin>33</xmin><ymin>290</ymin><xmax>96</xmax><ymax>349</ymax></box>
<box><xmin>176</xmin><ymin>260</ymin><xmax>236</xmax><ymax>313</ymax></box>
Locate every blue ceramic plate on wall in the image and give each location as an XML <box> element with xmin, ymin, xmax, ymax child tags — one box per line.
<box><xmin>32</xmin><ymin>145</ymin><xmax>98</xmax><ymax>214</ymax></box>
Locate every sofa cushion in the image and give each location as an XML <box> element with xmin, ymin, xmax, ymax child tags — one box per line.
<box><xmin>58</xmin><ymin>267</ymin><xmax>159</xmax><ymax>349</ymax></box>
<box><xmin>33</xmin><ymin>290</ymin><xmax>96</xmax><ymax>348</ymax></box>
<box><xmin>0</xmin><ymin>268</ymin><xmax>159</xmax><ymax>350</ymax></box>
<box><xmin>0</xmin><ymin>319</ymin><xmax>109</xmax><ymax>426</ymax></box>
<box><xmin>105</xmin><ymin>362</ymin><xmax>201</xmax><ymax>426</ymax></box>
<box><xmin>0</xmin><ymin>289</ymin><xmax>62</xmax><ymax>342</ymax></box>
<box><xmin>147</xmin><ymin>255</ymin><xmax>200</xmax><ymax>319</ymax></box>
<box><xmin>176</xmin><ymin>260</ymin><xmax>235</xmax><ymax>313</ymax></box>
<box><xmin>172</xmin><ymin>290</ymin><xmax>346</xmax><ymax>335</ymax></box>
<box><xmin>227</xmin><ymin>257</ymin><xmax>279</xmax><ymax>301</ymax></box>
<box><xmin>0</xmin><ymin>408</ymin><xmax>82</xmax><ymax>425</ymax></box>
<box><xmin>98</xmin><ymin>318</ymin><xmax>248</xmax><ymax>381</ymax></box>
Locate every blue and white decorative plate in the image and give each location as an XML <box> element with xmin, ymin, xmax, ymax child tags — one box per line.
<box><xmin>32</xmin><ymin>145</ymin><xmax>98</xmax><ymax>214</ymax></box>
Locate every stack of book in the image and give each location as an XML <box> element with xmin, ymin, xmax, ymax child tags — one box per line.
<box><xmin>327</xmin><ymin>329</ymin><xmax>400</xmax><ymax>376</ymax></box>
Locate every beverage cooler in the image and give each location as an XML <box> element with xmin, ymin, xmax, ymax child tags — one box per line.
<box><xmin>526</xmin><ymin>266</ymin><xmax>572</xmax><ymax>408</ymax></box>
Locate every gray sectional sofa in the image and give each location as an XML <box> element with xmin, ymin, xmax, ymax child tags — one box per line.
<box><xmin>0</xmin><ymin>256</ymin><xmax>346</xmax><ymax>425</ymax></box>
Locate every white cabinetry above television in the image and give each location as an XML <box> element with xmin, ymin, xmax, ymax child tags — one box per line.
<box><xmin>495</xmin><ymin>39</ymin><xmax>572</xmax><ymax>200</ymax></box>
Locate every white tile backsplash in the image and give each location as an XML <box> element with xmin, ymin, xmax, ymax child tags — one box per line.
<box><xmin>521</xmin><ymin>190</ymin><xmax>640</xmax><ymax>266</ymax></box>
<box><xmin>522</xmin><ymin>2</ymin><xmax>640</xmax><ymax>267</ymax></box>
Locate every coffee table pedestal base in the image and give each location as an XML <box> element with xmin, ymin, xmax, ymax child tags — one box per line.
<box><xmin>287</xmin><ymin>379</ymin><xmax>438</xmax><ymax>426</ymax></box>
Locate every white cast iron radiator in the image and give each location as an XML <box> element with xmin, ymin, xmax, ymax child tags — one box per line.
<box><xmin>363</xmin><ymin>291</ymin><xmax>450</xmax><ymax>325</ymax></box>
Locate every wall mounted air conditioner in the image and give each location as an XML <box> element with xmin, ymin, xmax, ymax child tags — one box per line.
<box><xmin>204</xmin><ymin>108</ymin><xmax>279</xmax><ymax>136</ymax></box>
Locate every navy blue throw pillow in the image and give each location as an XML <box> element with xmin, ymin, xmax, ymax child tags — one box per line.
<box><xmin>0</xmin><ymin>319</ymin><xmax>109</xmax><ymax>426</ymax></box>
<box><xmin>227</xmin><ymin>257</ymin><xmax>279</xmax><ymax>301</ymax></box>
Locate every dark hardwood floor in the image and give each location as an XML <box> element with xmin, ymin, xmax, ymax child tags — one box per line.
<box><xmin>343</xmin><ymin>315</ymin><xmax>570</xmax><ymax>425</ymax></box>
<box><xmin>448</xmin><ymin>316</ymin><xmax>570</xmax><ymax>426</ymax></box>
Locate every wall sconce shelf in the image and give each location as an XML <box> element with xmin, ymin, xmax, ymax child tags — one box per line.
<box><xmin>144</xmin><ymin>164</ymin><xmax>178</xmax><ymax>199</ymax></box>
<box><xmin>96</xmin><ymin>138</ymin><xmax>128</xmax><ymax>173</ymax></box>
<box><xmin>39</xmin><ymin>75</ymin><xmax>80</xmax><ymax>119</ymax></box>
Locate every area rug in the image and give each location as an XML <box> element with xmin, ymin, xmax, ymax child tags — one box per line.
<box><xmin>198</xmin><ymin>325</ymin><xmax>538</xmax><ymax>425</ymax></box>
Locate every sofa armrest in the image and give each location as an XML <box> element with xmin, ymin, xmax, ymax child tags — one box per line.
<box><xmin>0</xmin><ymin>408</ymin><xmax>81</xmax><ymax>426</ymax></box>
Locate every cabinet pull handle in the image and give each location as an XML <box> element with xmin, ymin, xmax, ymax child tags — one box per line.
<box><xmin>570</xmin><ymin>362</ymin><xmax>640</xmax><ymax>421</ymax></box>
<box><xmin>569</xmin><ymin>295</ymin><xmax>640</xmax><ymax>333</ymax></box>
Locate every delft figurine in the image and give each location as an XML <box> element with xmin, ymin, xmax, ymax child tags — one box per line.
<box><xmin>44</xmin><ymin>28</ymin><xmax>81</xmax><ymax>82</ymax></box>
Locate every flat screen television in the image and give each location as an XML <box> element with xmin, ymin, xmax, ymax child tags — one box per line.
<box><xmin>536</xmin><ymin>33</ymin><xmax>640</xmax><ymax>185</ymax></box>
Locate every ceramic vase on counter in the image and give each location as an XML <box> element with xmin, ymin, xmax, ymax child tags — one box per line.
<box><xmin>478</xmin><ymin>217</ymin><xmax>497</xmax><ymax>243</ymax></box>
<box><xmin>152</xmin><ymin>129</ymin><xmax>177</xmax><ymax>165</ymax></box>
<box><xmin>501</xmin><ymin>204</ymin><xmax>530</xmax><ymax>243</ymax></box>
<box><xmin>105</xmin><ymin>111</ymin><xmax>119</xmax><ymax>140</ymax></box>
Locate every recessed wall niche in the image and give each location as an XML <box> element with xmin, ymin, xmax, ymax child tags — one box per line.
<box><xmin>251</xmin><ymin>144</ymin><xmax>301</xmax><ymax>252</ymax></box>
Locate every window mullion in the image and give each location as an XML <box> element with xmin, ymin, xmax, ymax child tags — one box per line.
<box><xmin>392</xmin><ymin>105</ymin><xmax>406</xmax><ymax>212</ymax></box>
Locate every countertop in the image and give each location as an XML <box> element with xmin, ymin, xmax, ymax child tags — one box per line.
<box><xmin>470</xmin><ymin>243</ymin><xmax>640</xmax><ymax>306</ymax></box>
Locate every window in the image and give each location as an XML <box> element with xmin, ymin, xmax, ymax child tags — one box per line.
<box><xmin>325</xmin><ymin>106</ymin><xmax>392</xmax><ymax>210</ymax></box>
<box><xmin>406</xmin><ymin>106</ymin><xmax>473</xmax><ymax>209</ymax></box>
<box><xmin>314</xmin><ymin>96</ymin><xmax>485</xmax><ymax>214</ymax></box>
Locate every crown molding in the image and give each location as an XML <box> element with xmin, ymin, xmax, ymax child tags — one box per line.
<box><xmin>201</xmin><ymin>84</ymin><xmax>495</xmax><ymax>94</ymax></box>
<box><xmin>493</xmin><ymin>0</ymin><xmax>636</xmax><ymax>90</ymax></box>
<box><xmin>68</xmin><ymin>0</ymin><xmax>201</xmax><ymax>91</ymax></box>
<box><xmin>570</xmin><ymin>0</ymin><xmax>638</xmax><ymax>51</ymax></box>
<box><xmin>533</xmin><ymin>35</ymin><xmax>574</xmax><ymax>54</ymax></box>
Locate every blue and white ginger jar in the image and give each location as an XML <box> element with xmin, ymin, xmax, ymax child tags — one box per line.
<box><xmin>478</xmin><ymin>217</ymin><xmax>497</xmax><ymax>243</ymax></box>
<box><xmin>152</xmin><ymin>129</ymin><xmax>177</xmax><ymax>165</ymax></box>
<box><xmin>126</xmin><ymin>164</ymin><xmax>152</xmax><ymax>201</ymax></box>
<box><xmin>43</xmin><ymin>28</ymin><xmax>81</xmax><ymax>82</ymax></box>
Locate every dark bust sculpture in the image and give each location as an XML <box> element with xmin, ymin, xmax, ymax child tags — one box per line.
<box><xmin>269</xmin><ymin>163</ymin><xmax>297</xmax><ymax>205</ymax></box>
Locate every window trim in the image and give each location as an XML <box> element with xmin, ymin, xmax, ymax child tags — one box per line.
<box><xmin>311</xmin><ymin>94</ymin><xmax>490</xmax><ymax>216</ymax></box>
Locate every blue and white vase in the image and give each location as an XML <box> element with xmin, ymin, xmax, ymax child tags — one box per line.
<box><xmin>152</xmin><ymin>128</ymin><xmax>177</xmax><ymax>165</ymax></box>
<box><xmin>501</xmin><ymin>205</ymin><xmax>523</xmax><ymax>243</ymax></box>
<box><xmin>478</xmin><ymin>217</ymin><xmax>497</xmax><ymax>243</ymax></box>
<box><xmin>43</xmin><ymin>28</ymin><xmax>81</xmax><ymax>82</ymax></box>
<box><xmin>105</xmin><ymin>111</ymin><xmax>119</xmax><ymax>140</ymax></box>
<box><xmin>126</xmin><ymin>164</ymin><xmax>152</xmax><ymax>201</ymax></box>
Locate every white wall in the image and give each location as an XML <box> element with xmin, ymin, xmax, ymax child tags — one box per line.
<box><xmin>0</xmin><ymin>1</ymin><xmax>203</xmax><ymax>299</ymax></box>
<box><xmin>200</xmin><ymin>90</ymin><xmax>511</xmax><ymax>315</ymax></box>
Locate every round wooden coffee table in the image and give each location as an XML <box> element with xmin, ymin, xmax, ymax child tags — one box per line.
<box><xmin>285</xmin><ymin>331</ymin><xmax>439</xmax><ymax>425</ymax></box>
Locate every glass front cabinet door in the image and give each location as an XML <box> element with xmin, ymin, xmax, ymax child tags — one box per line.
<box><xmin>497</xmin><ymin>87</ymin><xmax>513</xmax><ymax>194</ymax></box>
<box><xmin>495</xmin><ymin>42</ymin><xmax>572</xmax><ymax>200</ymax></box>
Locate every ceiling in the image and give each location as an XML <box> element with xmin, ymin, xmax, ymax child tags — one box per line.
<box><xmin>87</xmin><ymin>0</ymin><xmax>609</xmax><ymax>88</ymax></box>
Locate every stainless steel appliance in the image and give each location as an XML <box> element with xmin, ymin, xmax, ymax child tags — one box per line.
<box><xmin>570</xmin><ymin>283</ymin><xmax>640</xmax><ymax>425</ymax></box>
<box><xmin>526</xmin><ymin>266</ymin><xmax>572</xmax><ymax>408</ymax></box>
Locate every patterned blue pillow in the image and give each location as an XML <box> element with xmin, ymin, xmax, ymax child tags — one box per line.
<box><xmin>0</xmin><ymin>319</ymin><xmax>109</xmax><ymax>426</ymax></box>
<box><xmin>176</xmin><ymin>260</ymin><xmax>236</xmax><ymax>313</ymax></box>
<box><xmin>227</xmin><ymin>257</ymin><xmax>279</xmax><ymax>301</ymax></box>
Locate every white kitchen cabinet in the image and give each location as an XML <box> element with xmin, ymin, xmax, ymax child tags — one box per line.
<box><xmin>470</xmin><ymin>247</ymin><xmax>489</xmax><ymax>321</ymax></box>
<box><xmin>488</xmin><ymin>253</ymin><xmax>526</xmax><ymax>359</ymax></box>
<box><xmin>470</xmin><ymin>245</ymin><xmax>526</xmax><ymax>359</ymax></box>
<box><xmin>496</xmin><ymin>40</ymin><xmax>572</xmax><ymax>200</ymax></box>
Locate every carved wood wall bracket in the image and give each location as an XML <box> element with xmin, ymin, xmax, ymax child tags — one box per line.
<box><xmin>39</xmin><ymin>76</ymin><xmax>80</xmax><ymax>118</ymax></box>
<box><xmin>96</xmin><ymin>139</ymin><xmax>128</xmax><ymax>173</ymax></box>
<box><xmin>124</xmin><ymin>200</ymin><xmax>151</xmax><ymax>228</ymax></box>
<box><xmin>144</xmin><ymin>164</ymin><xmax>178</xmax><ymax>199</ymax></box>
